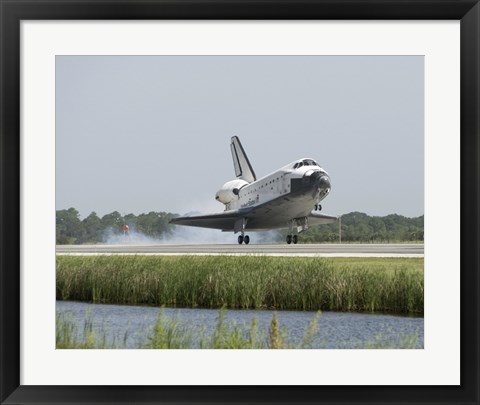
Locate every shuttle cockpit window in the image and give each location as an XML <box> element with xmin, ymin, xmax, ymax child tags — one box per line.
<box><xmin>302</xmin><ymin>159</ymin><xmax>318</xmax><ymax>166</ymax></box>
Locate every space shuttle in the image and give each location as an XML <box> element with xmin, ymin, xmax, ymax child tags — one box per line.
<box><xmin>170</xmin><ymin>136</ymin><xmax>337</xmax><ymax>244</ymax></box>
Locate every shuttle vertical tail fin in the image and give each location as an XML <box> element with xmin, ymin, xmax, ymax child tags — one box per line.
<box><xmin>230</xmin><ymin>136</ymin><xmax>256</xmax><ymax>183</ymax></box>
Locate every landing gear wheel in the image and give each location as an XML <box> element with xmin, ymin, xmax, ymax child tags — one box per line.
<box><xmin>292</xmin><ymin>235</ymin><xmax>298</xmax><ymax>244</ymax></box>
<box><xmin>318</xmin><ymin>204</ymin><xmax>322</xmax><ymax>211</ymax></box>
<box><xmin>238</xmin><ymin>235</ymin><xmax>244</xmax><ymax>244</ymax></box>
<box><xmin>286</xmin><ymin>235</ymin><xmax>292</xmax><ymax>244</ymax></box>
<box><xmin>244</xmin><ymin>235</ymin><xmax>250</xmax><ymax>245</ymax></box>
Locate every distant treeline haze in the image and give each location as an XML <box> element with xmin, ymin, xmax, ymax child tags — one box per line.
<box><xmin>56</xmin><ymin>208</ymin><xmax>424</xmax><ymax>245</ymax></box>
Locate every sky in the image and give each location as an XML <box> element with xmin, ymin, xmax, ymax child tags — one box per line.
<box><xmin>56</xmin><ymin>56</ymin><xmax>424</xmax><ymax>219</ymax></box>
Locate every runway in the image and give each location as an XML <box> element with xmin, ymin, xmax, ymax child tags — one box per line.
<box><xmin>56</xmin><ymin>243</ymin><xmax>424</xmax><ymax>257</ymax></box>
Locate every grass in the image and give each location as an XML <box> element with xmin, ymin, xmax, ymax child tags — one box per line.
<box><xmin>56</xmin><ymin>256</ymin><xmax>423</xmax><ymax>314</ymax></box>
<box><xmin>56</xmin><ymin>311</ymin><xmax>129</xmax><ymax>349</ymax></box>
<box><xmin>56</xmin><ymin>308</ymin><xmax>421</xmax><ymax>349</ymax></box>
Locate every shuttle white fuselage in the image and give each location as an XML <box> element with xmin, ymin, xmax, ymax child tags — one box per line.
<box><xmin>218</xmin><ymin>161</ymin><xmax>330</xmax><ymax>212</ymax></box>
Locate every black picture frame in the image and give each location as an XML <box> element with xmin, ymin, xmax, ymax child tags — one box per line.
<box><xmin>1</xmin><ymin>1</ymin><xmax>478</xmax><ymax>404</ymax></box>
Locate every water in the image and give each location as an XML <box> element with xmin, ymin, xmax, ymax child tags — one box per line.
<box><xmin>56</xmin><ymin>301</ymin><xmax>424</xmax><ymax>349</ymax></box>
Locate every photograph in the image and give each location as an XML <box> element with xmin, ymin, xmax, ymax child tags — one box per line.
<box><xmin>1</xmin><ymin>0</ymin><xmax>478</xmax><ymax>402</ymax></box>
<box><xmin>55</xmin><ymin>55</ymin><xmax>425</xmax><ymax>350</ymax></box>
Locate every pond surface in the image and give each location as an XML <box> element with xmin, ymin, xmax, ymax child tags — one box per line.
<box><xmin>56</xmin><ymin>301</ymin><xmax>424</xmax><ymax>349</ymax></box>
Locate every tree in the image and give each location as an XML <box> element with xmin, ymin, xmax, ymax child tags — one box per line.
<box><xmin>81</xmin><ymin>212</ymin><xmax>103</xmax><ymax>243</ymax></box>
<box><xmin>56</xmin><ymin>208</ymin><xmax>84</xmax><ymax>244</ymax></box>
<box><xmin>101</xmin><ymin>211</ymin><xmax>124</xmax><ymax>234</ymax></box>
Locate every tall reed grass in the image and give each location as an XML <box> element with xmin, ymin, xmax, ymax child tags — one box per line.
<box><xmin>56</xmin><ymin>311</ymin><xmax>129</xmax><ymax>349</ymax></box>
<box><xmin>56</xmin><ymin>256</ymin><xmax>423</xmax><ymax>314</ymax></box>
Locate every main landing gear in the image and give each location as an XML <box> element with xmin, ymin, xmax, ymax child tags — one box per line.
<box><xmin>238</xmin><ymin>234</ymin><xmax>250</xmax><ymax>244</ymax></box>
<box><xmin>286</xmin><ymin>234</ymin><xmax>298</xmax><ymax>244</ymax></box>
<box><xmin>286</xmin><ymin>218</ymin><xmax>306</xmax><ymax>244</ymax></box>
<box><xmin>236</xmin><ymin>217</ymin><xmax>250</xmax><ymax>244</ymax></box>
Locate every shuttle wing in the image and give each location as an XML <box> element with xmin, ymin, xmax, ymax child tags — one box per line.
<box><xmin>230</xmin><ymin>136</ymin><xmax>256</xmax><ymax>183</ymax></box>
<box><xmin>170</xmin><ymin>210</ymin><xmax>248</xmax><ymax>231</ymax></box>
<box><xmin>307</xmin><ymin>211</ymin><xmax>338</xmax><ymax>225</ymax></box>
<box><xmin>170</xmin><ymin>205</ymin><xmax>337</xmax><ymax>231</ymax></box>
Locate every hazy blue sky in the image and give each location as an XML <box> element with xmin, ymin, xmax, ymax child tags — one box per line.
<box><xmin>56</xmin><ymin>56</ymin><xmax>424</xmax><ymax>219</ymax></box>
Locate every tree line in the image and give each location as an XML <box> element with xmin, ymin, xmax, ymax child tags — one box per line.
<box><xmin>56</xmin><ymin>208</ymin><xmax>176</xmax><ymax>245</ymax></box>
<box><xmin>295</xmin><ymin>211</ymin><xmax>423</xmax><ymax>243</ymax></box>
<box><xmin>56</xmin><ymin>208</ymin><xmax>424</xmax><ymax>245</ymax></box>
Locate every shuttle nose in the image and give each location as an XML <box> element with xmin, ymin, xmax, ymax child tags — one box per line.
<box><xmin>304</xmin><ymin>170</ymin><xmax>331</xmax><ymax>196</ymax></box>
<box><xmin>318</xmin><ymin>174</ymin><xmax>331</xmax><ymax>190</ymax></box>
<box><xmin>308</xmin><ymin>171</ymin><xmax>330</xmax><ymax>187</ymax></box>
